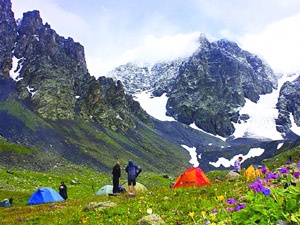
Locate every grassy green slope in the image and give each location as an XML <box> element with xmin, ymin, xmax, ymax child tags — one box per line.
<box><xmin>0</xmin><ymin>146</ymin><xmax>299</xmax><ymax>224</ymax></box>
<box><xmin>0</xmin><ymin>98</ymin><xmax>190</xmax><ymax>175</ymax></box>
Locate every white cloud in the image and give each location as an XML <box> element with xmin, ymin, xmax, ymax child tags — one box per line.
<box><xmin>88</xmin><ymin>32</ymin><xmax>201</xmax><ymax>76</ymax></box>
<box><xmin>238</xmin><ymin>13</ymin><xmax>300</xmax><ymax>74</ymax></box>
<box><xmin>12</xmin><ymin>0</ymin><xmax>88</xmax><ymax>41</ymax></box>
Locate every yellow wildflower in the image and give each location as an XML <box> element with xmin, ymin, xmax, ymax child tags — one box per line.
<box><xmin>210</xmin><ymin>213</ymin><xmax>216</xmax><ymax>220</ymax></box>
<box><xmin>81</xmin><ymin>217</ymin><xmax>89</xmax><ymax>224</ymax></box>
<box><xmin>217</xmin><ymin>195</ymin><xmax>225</xmax><ymax>201</ymax></box>
<box><xmin>188</xmin><ymin>212</ymin><xmax>195</xmax><ymax>217</ymax></box>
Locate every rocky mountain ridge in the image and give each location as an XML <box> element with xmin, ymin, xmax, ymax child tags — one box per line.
<box><xmin>0</xmin><ymin>0</ymin><xmax>299</xmax><ymax>173</ymax></box>
<box><xmin>108</xmin><ymin>35</ymin><xmax>299</xmax><ymax>139</ymax></box>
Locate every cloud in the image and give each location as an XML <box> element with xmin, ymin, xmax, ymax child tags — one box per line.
<box><xmin>88</xmin><ymin>32</ymin><xmax>201</xmax><ymax>77</ymax></box>
<box><xmin>12</xmin><ymin>0</ymin><xmax>88</xmax><ymax>41</ymax></box>
<box><xmin>238</xmin><ymin>12</ymin><xmax>300</xmax><ymax>74</ymax></box>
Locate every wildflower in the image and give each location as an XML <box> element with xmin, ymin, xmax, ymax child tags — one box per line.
<box><xmin>210</xmin><ymin>213</ymin><xmax>216</xmax><ymax>220</ymax></box>
<box><xmin>212</xmin><ymin>209</ymin><xmax>218</xmax><ymax>214</ymax></box>
<box><xmin>279</xmin><ymin>167</ymin><xmax>289</xmax><ymax>174</ymax></box>
<box><xmin>293</xmin><ymin>172</ymin><xmax>300</xmax><ymax>179</ymax></box>
<box><xmin>217</xmin><ymin>195</ymin><xmax>224</xmax><ymax>201</ymax></box>
<box><xmin>147</xmin><ymin>208</ymin><xmax>153</xmax><ymax>214</ymax></box>
<box><xmin>201</xmin><ymin>211</ymin><xmax>206</xmax><ymax>216</ymax></box>
<box><xmin>248</xmin><ymin>179</ymin><xmax>264</xmax><ymax>193</ymax></box>
<box><xmin>226</xmin><ymin>207</ymin><xmax>234</xmax><ymax>213</ymax></box>
<box><xmin>236</xmin><ymin>203</ymin><xmax>246</xmax><ymax>211</ymax></box>
<box><xmin>188</xmin><ymin>212</ymin><xmax>195</xmax><ymax>217</ymax></box>
<box><xmin>81</xmin><ymin>217</ymin><xmax>89</xmax><ymax>223</ymax></box>
<box><xmin>226</xmin><ymin>198</ymin><xmax>238</xmax><ymax>205</ymax></box>
<box><xmin>206</xmin><ymin>220</ymin><xmax>211</xmax><ymax>225</ymax></box>
<box><xmin>261</xmin><ymin>167</ymin><xmax>268</xmax><ymax>174</ymax></box>
<box><xmin>298</xmin><ymin>161</ymin><xmax>300</xmax><ymax>169</ymax></box>
<box><xmin>266</xmin><ymin>172</ymin><xmax>279</xmax><ymax>180</ymax></box>
<box><xmin>285</xmin><ymin>161</ymin><xmax>292</xmax><ymax>165</ymax></box>
<box><xmin>262</xmin><ymin>187</ymin><xmax>271</xmax><ymax>196</ymax></box>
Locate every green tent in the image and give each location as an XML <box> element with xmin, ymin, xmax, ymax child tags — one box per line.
<box><xmin>121</xmin><ymin>182</ymin><xmax>148</xmax><ymax>192</ymax></box>
<box><xmin>95</xmin><ymin>185</ymin><xmax>113</xmax><ymax>196</ymax></box>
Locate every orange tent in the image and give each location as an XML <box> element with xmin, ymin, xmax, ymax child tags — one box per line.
<box><xmin>173</xmin><ymin>167</ymin><xmax>211</xmax><ymax>188</ymax></box>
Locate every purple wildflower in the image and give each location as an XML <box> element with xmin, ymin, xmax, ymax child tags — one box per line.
<box><xmin>236</xmin><ymin>203</ymin><xmax>246</xmax><ymax>211</ymax></box>
<box><xmin>212</xmin><ymin>209</ymin><xmax>218</xmax><ymax>214</ymax></box>
<box><xmin>226</xmin><ymin>207</ymin><xmax>234</xmax><ymax>213</ymax></box>
<box><xmin>261</xmin><ymin>167</ymin><xmax>268</xmax><ymax>174</ymax></box>
<box><xmin>279</xmin><ymin>167</ymin><xmax>289</xmax><ymax>174</ymax></box>
<box><xmin>293</xmin><ymin>171</ymin><xmax>300</xmax><ymax>179</ymax></box>
<box><xmin>226</xmin><ymin>198</ymin><xmax>238</xmax><ymax>205</ymax></box>
<box><xmin>298</xmin><ymin>161</ymin><xmax>300</xmax><ymax>170</ymax></box>
<box><xmin>285</xmin><ymin>161</ymin><xmax>292</xmax><ymax>165</ymax></box>
<box><xmin>206</xmin><ymin>220</ymin><xmax>211</xmax><ymax>225</ymax></box>
<box><xmin>266</xmin><ymin>172</ymin><xmax>279</xmax><ymax>180</ymax></box>
<box><xmin>248</xmin><ymin>178</ymin><xmax>264</xmax><ymax>193</ymax></box>
<box><xmin>262</xmin><ymin>187</ymin><xmax>271</xmax><ymax>196</ymax></box>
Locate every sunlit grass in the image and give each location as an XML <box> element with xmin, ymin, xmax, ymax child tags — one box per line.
<box><xmin>1</xmin><ymin>146</ymin><xmax>300</xmax><ymax>224</ymax></box>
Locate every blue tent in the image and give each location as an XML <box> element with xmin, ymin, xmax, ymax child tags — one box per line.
<box><xmin>27</xmin><ymin>187</ymin><xmax>64</xmax><ymax>205</ymax></box>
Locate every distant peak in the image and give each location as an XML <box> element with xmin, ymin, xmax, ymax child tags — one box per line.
<box><xmin>199</xmin><ymin>33</ymin><xmax>208</xmax><ymax>44</ymax></box>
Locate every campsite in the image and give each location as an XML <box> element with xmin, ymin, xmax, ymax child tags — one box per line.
<box><xmin>1</xmin><ymin>147</ymin><xmax>300</xmax><ymax>224</ymax></box>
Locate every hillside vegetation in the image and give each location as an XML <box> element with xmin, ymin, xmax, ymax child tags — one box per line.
<box><xmin>1</xmin><ymin>146</ymin><xmax>300</xmax><ymax>224</ymax></box>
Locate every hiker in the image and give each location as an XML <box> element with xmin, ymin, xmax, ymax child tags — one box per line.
<box><xmin>112</xmin><ymin>161</ymin><xmax>121</xmax><ymax>193</ymax></box>
<box><xmin>59</xmin><ymin>181</ymin><xmax>68</xmax><ymax>200</ymax></box>
<box><xmin>125</xmin><ymin>159</ymin><xmax>142</xmax><ymax>193</ymax></box>
<box><xmin>233</xmin><ymin>156</ymin><xmax>243</xmax><ymax>174</ymax></box>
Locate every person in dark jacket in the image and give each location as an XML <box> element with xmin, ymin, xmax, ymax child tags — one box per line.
<box><xmin>112</xmin><ymin>161</ymin><xmax>121</xmax><ymax>193</ymax></box>
<box><xmin>59</xmin><ymin>181</ymin><xmax>68</xmax><ymax>200</ymax></box>
<box><xmin>125</xmin><ymin>159</ymin><xmax>142</xmax><ymax>193</ymax></box>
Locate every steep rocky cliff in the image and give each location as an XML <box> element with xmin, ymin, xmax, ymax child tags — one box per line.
<box><xmin>1</xmin><ymin>0</ymin><xmax>299</xmax><ymax>173</ymax></box>
<box><xmin>0</xmin><ymin>0</ymin><xmax>17</xmax><ymax>78</ymax></box>
<box><xmin>109</xmin><ymin>35</ymin><xmax>279</xmax><ymax>137</ymax></box>
<box><xmin>276</xmin><ymin>75</ymin><xmax>300</xmax><ymax>137</ymax></box>
<box><xmin>9</xmin><ymin>10</ymin><xmax>151</xmax><ymax>131</ymax></box>
<box><xmin>0</xmin><ymin>1</ymin><xmax>192</xmax><ymax>174</ymax></box>
<box><xmin>167</xmin><ymin>36</ymin><xmax>277</xmax><ymax>137</ymax></box>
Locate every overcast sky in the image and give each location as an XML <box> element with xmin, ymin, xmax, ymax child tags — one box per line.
<box><xmin>11</xmin><ymin>0</ymin><xmax>300</xmax><ymax>77</ymax></box>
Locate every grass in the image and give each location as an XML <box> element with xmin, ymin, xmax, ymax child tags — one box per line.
<box><xmin>0</xmin><ymin>146</ymin><xmax>300</xmax><ymax>225</ymax></box>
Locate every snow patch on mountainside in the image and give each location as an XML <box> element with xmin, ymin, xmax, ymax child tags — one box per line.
<box><xmin>181</xmin><ymin>145</ymin><xmax>199</xmax><ymax>167</ymax></box>
<box><xmin>232</xmin><ymin>73</ymin><xmax>300</xmax><ymax>140</ymax></box>
<box><xmin>133</xmin><ymin>74</ymin><xmax>300</xmax><ymax>168</ymax></box>
<box><xmin>134</xmin><ymin>92</ymin><xmax>175</xmax><ymax>121</ymax></box>
<box><xmin>209</xmin><ymin>147</ymin><xmax>265</xmax><ymax>168</ymax></box>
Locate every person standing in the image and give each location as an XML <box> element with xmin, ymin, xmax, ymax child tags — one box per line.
<box><xmin>125</xmin><ymin>159</ymin><xmax>142</xmax><ymax>193</ymax></box>
<box><xmin>112</xmin><ymin>161</ymin><xmax>121</xmax><ymax>193</ymax></box>
<box><xmin>59</xmin><ymin>181</ymin><xmax>68</xmax><ymax>200</ymax></box>
<box><xmin>233</xmin><ymin>156</ymin><xmax>243</xmax><ymax>174</ymax></box>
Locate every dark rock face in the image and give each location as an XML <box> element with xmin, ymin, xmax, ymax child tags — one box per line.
<box><xmin>0</xmin><ymin>0</ymin><xmax>17</xmax><ymax>78</ymax></box>
<box><xmin>166</xmin><ymin>37</ymin><xmax>277</xmax><ymax>137</ymax></box>
<box><xmin>276</xmin><ymin>76</ymin><xmax>300</xmax><ymax>136</ymax></box>
<box><xmin>2</xmin><ymin>9</ymin><xmax>151</xmax><ymax>131</ymax></box>
<box><xmin>109</xmin><ymin>36</ymin><xmax>278</xmax><ymax>137</ymax></box>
